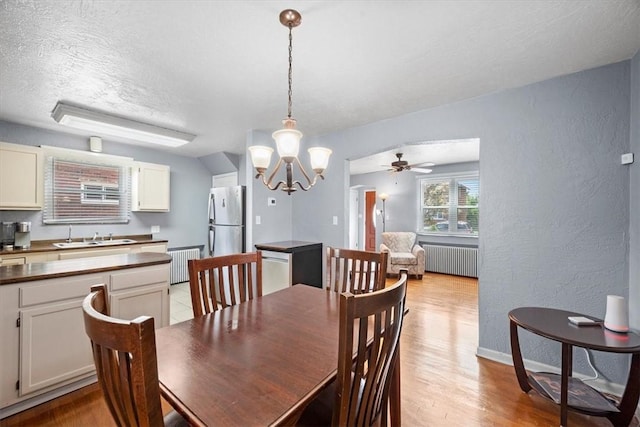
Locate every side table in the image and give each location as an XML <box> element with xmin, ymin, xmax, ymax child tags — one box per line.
<box><xmin>509</xmin><ymin>307</ymin><xmax>640</xmax><ymax>427</ymax></box>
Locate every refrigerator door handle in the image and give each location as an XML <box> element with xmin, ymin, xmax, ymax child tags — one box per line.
<box><xmin>208</xmin><ymin>226</ymin><xmax>215</xmax><ymax>256</ymax></box>
<box><xmin>208</xmin><ymin>192</ymin><xmax>215</xmax><ymax>224</ymax></box>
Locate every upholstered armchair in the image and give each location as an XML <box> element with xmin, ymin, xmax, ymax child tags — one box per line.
<box><xmin>380</xmin><ymin>232</ymin><xmax>425</xmax><ymax>279</ymax></box>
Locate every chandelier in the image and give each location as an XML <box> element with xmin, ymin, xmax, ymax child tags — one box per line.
<box><xmin>248</xmin><ymin>9</ymin><xmax>332</xmax><ymax>195</ymax></box>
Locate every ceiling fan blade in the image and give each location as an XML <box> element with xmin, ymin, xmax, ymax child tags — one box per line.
<box><xmin>411</xmin><ymin>167</ymin><xmax>433</xmax><ymax>173</ymax></box>
<box><xmin>409</xmin><ymin>162</ymin><xmax>435</xmax><ymax>167</ymax></box>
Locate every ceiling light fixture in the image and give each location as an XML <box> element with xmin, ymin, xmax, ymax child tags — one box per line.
<box><xmin>51</xmin><ymin>102</ymin><xmax>196</xmax><ymax>148</ymax></box>
<box><xmin>248</xmin><ymin>9</ymin><xmax>332</xmax><ymax>195</ymax></box>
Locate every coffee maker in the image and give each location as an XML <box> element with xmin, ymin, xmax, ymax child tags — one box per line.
<box><xmin>14</xmin><ymin>221</ymin><xmax>31</xmax><ymax>250</ymax></box>
<box><xmin>1</xmin><ymin>222</ymin><xmax>15</xmax><ymax>250</ymax></box>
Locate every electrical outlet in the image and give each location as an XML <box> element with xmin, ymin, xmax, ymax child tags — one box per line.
<box><xmin>151</xmin><ymin>225</ymin><xmax>160</xmax><ymax>233</ymax></box>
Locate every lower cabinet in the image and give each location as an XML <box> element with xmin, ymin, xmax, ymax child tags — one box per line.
<box><xmin>109</xmin><ymin>264</ymin><xmax>170</xmax><ymax>328</ymax></box>
<box><xmin>19</xmin><ymin>298</ymin><xmax>96</xmax><ymax>396</ymax></box>
<box><xmin>0</xmin><ymin>257</ymin><xmax>26</xmax><ymax>266</ymax></box>
<box><xmin>0</xmin><ymin>263</ymin><xmax>169</xmax><ymax>415</ymax></box>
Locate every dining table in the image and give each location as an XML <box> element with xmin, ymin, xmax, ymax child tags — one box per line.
<box><xmin>156</xmin><ymin>284</ymin><xmax>345</xmax><ymax>426</ymax></box>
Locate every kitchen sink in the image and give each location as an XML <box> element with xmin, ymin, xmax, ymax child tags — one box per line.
<box><xmin>52</xmin><ymin>239</ymin><xmax>137</xmax><ymax>249</ymax></box>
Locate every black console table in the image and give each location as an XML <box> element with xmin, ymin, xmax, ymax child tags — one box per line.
<box><xmin>509</xmin><ymin>307</ymin><xmax>640</xmax><ymax>427</ymax></box>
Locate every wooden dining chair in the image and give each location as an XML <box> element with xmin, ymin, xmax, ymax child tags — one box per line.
<box><xmin>326</xmin><ymin>247</ymin><xmax>388</xmax><ymax>294</ymax></box>
<box><xmin>298</xmin><ymin>271</ymin><xmax>408</xmax><ymax>427</ymax></box>
<box><xmin>188</xmin><ymin>251</ymin><xmax>262</xmax><ymax>317</ymax></box>
<box><xmin>82</xmin><ymin>284</ymin><xmax>188</xmax><ymax>427</ymax></box>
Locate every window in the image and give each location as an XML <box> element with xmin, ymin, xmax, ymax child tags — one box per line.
<box><xmin>420</xmin><ymin>174</ymin><xmax>479</xmax><ymax>235</ymax></box>
<box><xmin>80</xmin><ymin>182</ymin><xmax>120</xmax><ymax>205</ymax></box>
<box><xmin>44</xmin><ymin>157</ymin><xmax>131</xmax><ymax>224</ymax></box>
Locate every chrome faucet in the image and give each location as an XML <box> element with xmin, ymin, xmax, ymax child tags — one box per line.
<box><xmin>92</xmin><ymin>232</ymin><xmax>99</xmax><ymax>241</ymax></box>
<box><xmin>66</xmin><ymin>225</ymin><xmax>73</xmax><ymax>243</ymax></box>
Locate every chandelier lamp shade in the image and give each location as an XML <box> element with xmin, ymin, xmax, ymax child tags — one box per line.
<box><xmin>248</xmin><ymin>9</ymin><xmax>332</xmax><ymax>195</ymax></box>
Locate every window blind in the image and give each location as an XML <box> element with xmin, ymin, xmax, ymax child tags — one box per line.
<box><xmin>43</xmin><ymin>157</ymin><xmax>131</xmax><ymax>224</ymax></box>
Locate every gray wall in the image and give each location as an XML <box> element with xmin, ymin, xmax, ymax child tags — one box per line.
<box><xmin>275</xmin><ymin>61</ymin><xmax>632</xmax><ymax>384</ymax></box>
<box><xmin>0</xmin><ymin>120</ymin><xmax>213</xmax><ymax>250</ymax></box>
<box><xmin>630</xmin><ymin>50</ymin><xmax>640</xmax><ymax>330</ymax></box>
<box><xmin>245</xmin><ymin>130</ymin><xmax>293</xmax><ymax>250</ymax></box>
<box><xmin>198</xmin><ymin>152</ymin><xmax>240</xmax><ymax>175</ymax></box>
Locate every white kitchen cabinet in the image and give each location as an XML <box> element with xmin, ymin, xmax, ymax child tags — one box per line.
<box><xmin>109</xmin><ymin>264</ymin><xmax>170</xmax><ymax>327</ymax></box>
<box><xmin>1</xmin><ymin>272</ymin><xmax>106</xmax><ymax>403</ymax></box>
<box><xmin>0</xmin><ymin>257</ymin><xmax>26</xmax><ymax>266</ymax></box>
<box><xmin>0</xmin><ymin>142</ymin><xmax>43</xmax><ymax>210</ymax></box>
<box><xmin>58</xmin><ymin>246</ymin><xmax>131</xmax><ymax>260</ymax></box>
<box><xmin>129</xmin><ymin>242</ymin><xmax>167</xmax><ymax>254</ymax></box>
<box><xmin>132</xmin><ymin>161</ymin><xmax>170</xmax><ymax>212</ymax></box>
<box><xmin>0</xmin><ymin>252</ymin><xmax>57</xmax><ymax>266</ymax></box>
<box><xmin>0</xmin><ymin>262</ymin><xmax>170</xmax><ymax>414</ymax></box>
<box><xmin>19</xmin><ymin>299</ymin><xmax>95</xmax><ymax>396</ymax></box>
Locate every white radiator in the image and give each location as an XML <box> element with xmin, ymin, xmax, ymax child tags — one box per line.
<box><xmin>423</xmin><ymin>245</ymin><xmax>478</xmax><ymax>278</ymax></box>
<box><xmin>168</xmin><ymin>247</ymin><xmax>200</xmax><ymax>284</ymax></box>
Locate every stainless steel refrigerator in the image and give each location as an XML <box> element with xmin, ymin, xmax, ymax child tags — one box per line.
<box><xmin>208</xmin><ymin>186</ymin><xmax>245</xmax><ymax>256</ymax></box>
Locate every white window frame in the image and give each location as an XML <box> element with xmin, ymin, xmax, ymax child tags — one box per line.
<box><xmin>418</xmin><ymin>172</ymin><xmax>479</xmax><ymax>236</ymax></box>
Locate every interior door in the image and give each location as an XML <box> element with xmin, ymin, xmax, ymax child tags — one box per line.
<box><xmin>365</xmin><ymin>191</ymin><xmax>376</xmax><ymax>251</ymax></box>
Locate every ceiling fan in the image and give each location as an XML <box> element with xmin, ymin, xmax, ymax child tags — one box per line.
<box><xmin>386</xmin><ymin>153</ymin><xmax>434</xmax><ymax>173</ymax></box>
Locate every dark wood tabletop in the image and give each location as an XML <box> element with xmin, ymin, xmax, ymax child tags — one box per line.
<box><xmin>155</xmin><ymin>285</ymin><xmax>341</xmax><ymax>426</ymax></box>
<box><xmin>509</xmin><ymin>307</ymin><xmax>640</xmax><ymax>352</ymax></box>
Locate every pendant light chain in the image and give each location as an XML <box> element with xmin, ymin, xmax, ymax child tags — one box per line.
<box><xmin>248</xmin><ymin>9</ymin><xmax>332</xmax><ymax>195</ymax></box>
<box><xmin>287</xmin><ymin>24</ymin><xmax>293</xmax><ymax>119</ymax></box>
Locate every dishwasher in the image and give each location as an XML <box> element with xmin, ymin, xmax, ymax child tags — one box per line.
<box><xmin>261</xmin><ymin>250</ymin><xmax>292</xmax><ymax>295</ymax></box>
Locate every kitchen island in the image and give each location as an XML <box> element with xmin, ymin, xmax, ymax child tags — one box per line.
<box><xmin>0</xmin><ymin>252</ymin><xmax>171</xmax><ymax>418</ymax></box>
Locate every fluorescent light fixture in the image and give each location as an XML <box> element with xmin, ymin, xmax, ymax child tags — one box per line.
<box><xmin>51</xmin><ymin>102</ymin><xmax>196</xmax><ymax>148</ymax></box>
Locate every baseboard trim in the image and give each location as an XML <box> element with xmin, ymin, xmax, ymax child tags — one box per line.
<box><xmin>0</xmin><ymin>376</ymin><xmax>97</xmax><ymax>419</ymax></box>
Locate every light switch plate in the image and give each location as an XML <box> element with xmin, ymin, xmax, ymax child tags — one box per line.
<box><xmin>256</xmin><ymin>216</ymin><xmax>261</xmax><ymax>225</ymax></box>
<box><xmin>332</xmin><ymin>216</ymin><xmax>338</xmax><ymax>225</ymax></box>
<box><xmin>621</xmin><ymin>153</ymin><xmax>634</xmax><ymax>165</ymax></box>
<box><xmin>268</xmin><ymin>197</ymin><xmax>276</xmax><ymax>206</ymax></box>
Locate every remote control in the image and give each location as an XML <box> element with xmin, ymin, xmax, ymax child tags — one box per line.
<box><xmin>568</xmin><ymin>316</ymin><xmax>599</xmax><ymax>326</ymax></box>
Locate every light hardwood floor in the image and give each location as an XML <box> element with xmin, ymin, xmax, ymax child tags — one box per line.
<box><xmin>1</xmin><ymin>273</ymin><xmax>636</xmax><ymax>426</ymax></box>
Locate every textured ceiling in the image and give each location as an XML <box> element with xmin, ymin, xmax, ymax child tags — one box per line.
<box><xmin>0</xmin><ymin>1</ymin><xmax>639</xmax><ymax>158</ymax></box>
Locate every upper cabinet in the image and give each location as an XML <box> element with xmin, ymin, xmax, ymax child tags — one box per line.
<box><xmin>132</xmin><ymin>161</ymin><xmax>170</xmax><ymax>212</ymax></box>
<box><xmin>0</xmin><ymin>142</ymin><xmax>43</xmax><ymax>210</ymax></box>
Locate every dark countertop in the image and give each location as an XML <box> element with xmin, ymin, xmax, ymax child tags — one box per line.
<box><xmin>0</xmin><ymin>234</ymin><xmax>167</xmax><ymax>256</ymax></box>
<box><xmin>0</xmin><ymin>252</ymin><xmax>172</xmax><ymax>285</ymax></box>
<box><xmin>254</xmin><ymin>240</ymin><xmax>322</xmax><ymax>253</ymax></box>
